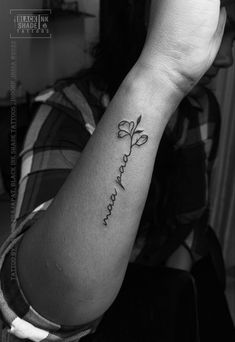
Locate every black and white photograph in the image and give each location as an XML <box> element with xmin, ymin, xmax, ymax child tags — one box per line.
<box><xmin>0</xmin><ymin>0</ymin><xmax>235</xmax><ymax>341</ymax></box>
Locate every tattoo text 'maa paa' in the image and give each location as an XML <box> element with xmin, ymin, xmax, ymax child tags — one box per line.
<box><xmin>103</xmin><ymin>115</ymin><xmax>148</xmax><ymax>226</ymax></box>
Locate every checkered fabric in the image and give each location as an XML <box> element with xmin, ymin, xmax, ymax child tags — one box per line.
<box><xmin>0</xmin><ymin>75</ymin><xmax>104</xmax><ymax>342</ymax></box>
<box><xmin>141</xmin><ymin>88</ymin><xmax>221</xmax><ymax>264</ymax></box>
<box><xmin>164</xmin><ymin>90</ymin><xmax>221</xmax><ymax>221</ymax></box>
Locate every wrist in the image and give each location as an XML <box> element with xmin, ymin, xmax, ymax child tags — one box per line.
<box><xmin>124</xmin><ymin>61</ymin><xmax>184</xmax><ymax>122</ymax></box>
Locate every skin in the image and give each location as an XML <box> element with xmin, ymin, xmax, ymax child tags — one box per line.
<box><xmin>16</xmin><ymin>0</ymin><xmax>225</xmax><ymax>328</ymax></box>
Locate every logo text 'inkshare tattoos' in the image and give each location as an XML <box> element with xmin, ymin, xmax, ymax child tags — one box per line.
<box><xmin>10</xmin><ymin>9</ymin><xmax>52</xmax><ymax>39</ymax></box>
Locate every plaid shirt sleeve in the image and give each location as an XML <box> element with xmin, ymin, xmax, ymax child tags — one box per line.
<box><xmin>15</xmin><ymin>83</ymin><xmax>96</xmax><ymax>224</ymax></box>
<box><xmin>0</xmin><ymin>82</ymin><xmax>102</xmax><ymax>342</ymax></box>
<box><xmin>164</xmin><ymin>91</ymin><xmax>220</xmax><ymax>224</ymax></box>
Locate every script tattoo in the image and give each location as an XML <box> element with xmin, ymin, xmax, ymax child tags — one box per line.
<box><xmin>103</xmin><ymin>115</ymin><xmax>148</xmax><ymax>226</ymax></box>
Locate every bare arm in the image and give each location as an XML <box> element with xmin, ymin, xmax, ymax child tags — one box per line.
<box><xmin>17</xmin><ymin>0</ymin><xmax>226</xmax><ymax>326</ymax></box>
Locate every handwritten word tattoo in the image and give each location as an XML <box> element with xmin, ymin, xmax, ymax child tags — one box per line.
<box><xmin>103</xmin><ymin>115</ymin><xmax>148</xmax><ymax>226</ymax></box>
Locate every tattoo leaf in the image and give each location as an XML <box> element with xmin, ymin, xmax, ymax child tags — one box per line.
<box><xmin>136</xmin><ymin>115</ymin><xmax>142</xmax><ymax>126</ymax></box>
<box><xmin>118</xmin><ymin>130</ymin><xmax>129</xmax><ymax>138</ymax></box>
<box><xmin>134</xmin><ymin>130</ymin><xmax>144</xmax><ymax>135</ymax></box>
<box><xmin>134</xmin><ymin>135</ymin><xmax>148</xmax><ymax>146</ymax></box>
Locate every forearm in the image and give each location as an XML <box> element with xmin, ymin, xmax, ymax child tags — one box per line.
<box><xmin>17</xmin><ymin>0</ymin><xmax>225</xmax><ymax>324</ymax></box>
<box><xmin>17</xmin><ymin>65</ymin><xmax>181</xmax><ymax>324</ymax></box>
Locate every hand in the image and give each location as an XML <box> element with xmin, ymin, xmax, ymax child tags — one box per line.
<box><xmin>139</xmin><ymin>0</ymin><xmax>226</xmax><ymax>95</ymax></box>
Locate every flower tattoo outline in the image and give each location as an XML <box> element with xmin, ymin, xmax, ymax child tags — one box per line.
<box><xmin>103</xmin><ymin>115</ymin><xmax>148</xmax><ymax>226</ymax></box>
